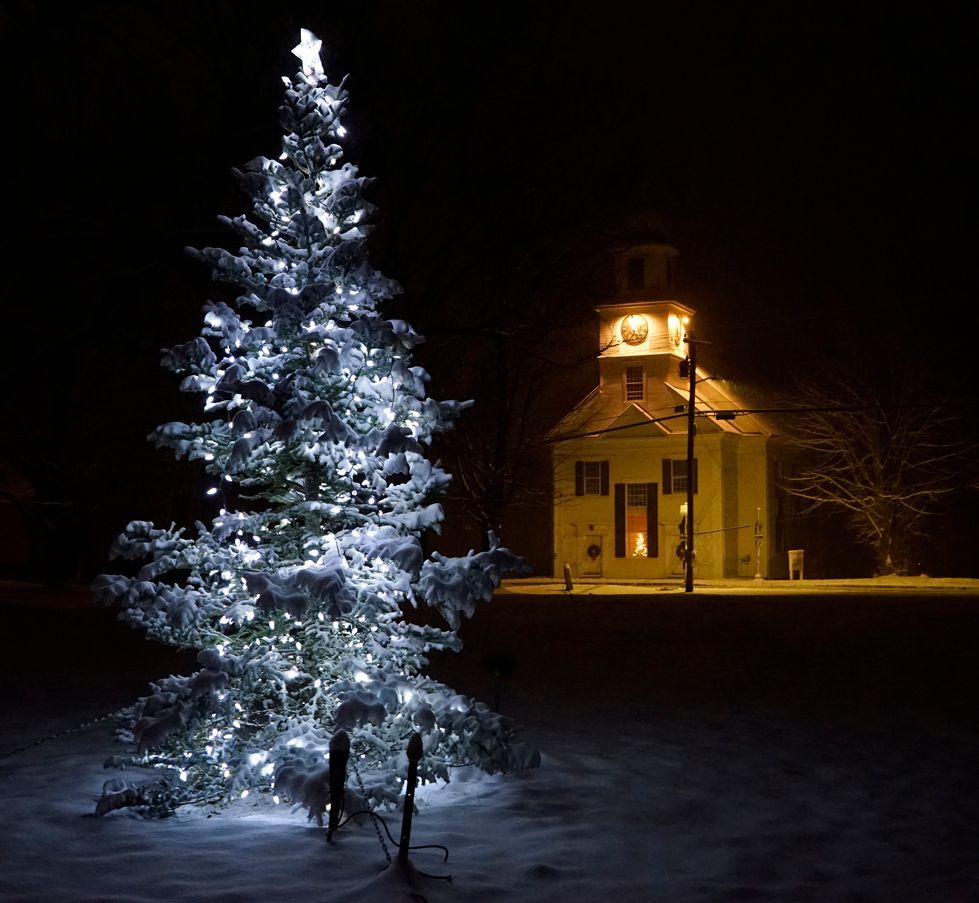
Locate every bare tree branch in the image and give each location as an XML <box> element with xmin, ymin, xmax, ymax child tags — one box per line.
<box><xmin>778</xmin><ymin>370</ymin><xmax>975</xmax><ymax>574</ymax></box>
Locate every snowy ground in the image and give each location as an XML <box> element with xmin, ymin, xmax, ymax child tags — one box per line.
<box><xmin>2</xmin><ymin>587</ymin><xmax>978</xmax><ymax>901</ymax></box>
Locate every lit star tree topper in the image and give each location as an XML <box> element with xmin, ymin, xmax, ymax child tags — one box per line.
<box><xmin>292</xmin><ymin>27</ymin><xmax>323</xmax><ymax>79</ymax></box>
<box><xmin>92</xmin><ymin>28</ymin><xmax>536</xmax><ymax>820</ymax></box>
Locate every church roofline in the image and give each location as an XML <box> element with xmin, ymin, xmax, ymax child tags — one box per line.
<box><xmin>594</xmin><ymin>299</ymin><xmax>696</xmax><ymax>316</ymax></box>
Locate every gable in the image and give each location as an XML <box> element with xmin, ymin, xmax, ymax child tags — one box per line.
<box><xmin>604</xmin><ymin>403</ymin><xmax>672</xmax><ymax>438</ymax></box>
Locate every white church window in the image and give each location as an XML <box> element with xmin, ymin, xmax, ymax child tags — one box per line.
<box><xmin>624</xmin><ymin>366</ymin><xmax>644</xmax><ymax>401</ymax></box>
<box><xmin>574</xmin><ymin>460</ymin><xmax>609</xmax><ymax>496</ymax></box>
<box><xmin>671</xmin><ymin>459</ymin><xmax>691</xmax><ymax>492</ymax></box>
<box><xmin>625</xmin><ymin>484</ymin><xmax>648</xmax><ymax>557</ymax></box>
<box><xmin>613</xmin><ymin>482</ymin><xmax>658</xmax><ymax>558</ymax></box>
<box><xmin>661</xmin><ymin>458</ymin><xmax>698</xmax><ymax>494</ymax></box>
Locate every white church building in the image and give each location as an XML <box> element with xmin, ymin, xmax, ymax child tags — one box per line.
<box><xmin>549</xmin><ymin>242</ymin><xmax>789</xmax><ymax>580</ymax></box>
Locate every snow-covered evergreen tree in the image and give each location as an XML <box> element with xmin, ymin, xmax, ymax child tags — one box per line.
<box><xmin>92</xmin><ymin>29</ymin><xmax>536</xmax><ymax>818</ymax></box>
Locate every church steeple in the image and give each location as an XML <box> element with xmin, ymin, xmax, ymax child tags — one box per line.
<box><xmin>612</xmin><ymin>242</ymin><xmax>679</xmax><ymax>299</ymax></box>
<box><xmin>607</xmin><ymin>211</ymin><xmax>678</xmax><ymax>301</ymax></box>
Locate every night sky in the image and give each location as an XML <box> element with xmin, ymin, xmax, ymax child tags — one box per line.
<box><xmin>0</xmin><ymin>2</ymin><xmax>975</xmax><ymax>574</ymax></box>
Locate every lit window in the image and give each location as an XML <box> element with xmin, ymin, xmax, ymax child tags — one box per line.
<box><xmin>625</xmin><ymin>366</ymin><xmax>644</xmax><ymax>401</ymax></box>
<box><xmin>614</xmin><ymin>481</ymin><xmax>658</xmax><ymax>558</ymax></box>
<box><xmin>625</xmin><ymin>483</ymin><xmax>648</xmax><ymax>557</ymax></box>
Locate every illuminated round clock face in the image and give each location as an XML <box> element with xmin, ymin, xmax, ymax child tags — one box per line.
<box><xmin>669</xmin><ymin>314</ymin><xmax>684</xmax><ymax>349</ymax></box>
<box><xmin>620</xmin><ymin>314</ymin><xmax>648</xmax><ymax>345</ymax></box>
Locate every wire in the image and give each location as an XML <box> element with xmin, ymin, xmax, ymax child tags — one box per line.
<box><xmin>337</xmin><ymin>808</ymin><xmax>452</xmax><ymax>881</ymax></box>
<box><xmin>0</xmin><ymin>708</ymin><xmax>124</xmax><ymax>761</ymax></box>
<box><xmin>348</xmin><ymin>750</ymin><xmax>392</xmax><ymax>865</ymax></box>
<box><xmin>544</xmin><ymin>399</ymin><xmax>979</xmax><ymax>443</ymax></box>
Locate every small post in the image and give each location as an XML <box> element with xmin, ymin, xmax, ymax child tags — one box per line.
<box><xmin>788</xmin><ymin>549</ymin><xmax>805</xmax><ymax>581</ymax></box>
<box><xmin>327</xmin><ymin>729</ymin><xmax>350</xmax><ymax>841</ymax></box>
<box><xmin>754</xmin><ymin>506</ymin><xmax>763</xmax><ymax>580</ymax></box>
<box><xmin>562</xmin><ymin>563</ymin><xmax>574</xmax><ymax>593</ymax></box>
<box><xmin>399</xmin><ymin>733</ymin><xmax>424</xmax><ymax>861</ymax></box>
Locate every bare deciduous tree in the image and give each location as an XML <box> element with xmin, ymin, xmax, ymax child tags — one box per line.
<box><xmin>780</xmin><ymin>372</ymin><xmax>972</xmax><ymax>575</ymax></box>
<box><xmin>433</xmin><ymin>319</ymin><xmax>601</xmax><ymax>543</ymax></box>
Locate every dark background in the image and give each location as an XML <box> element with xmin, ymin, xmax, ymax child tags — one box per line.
<box><xmin>0</xmin><ymin>1</ymin><xmax>975</xmax><ymax>580</ymax></box>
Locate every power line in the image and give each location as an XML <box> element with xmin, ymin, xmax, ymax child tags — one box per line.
<box><xmin>544</xmin><ymin>399</ymin><xmax>978</xmax><ymax>444</ymax></box>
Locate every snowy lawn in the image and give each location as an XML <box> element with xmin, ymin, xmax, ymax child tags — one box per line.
<box><xmin>2</xmin><ymin>592</ymin><xmax>978</xmax><ymax>902</ymax></box>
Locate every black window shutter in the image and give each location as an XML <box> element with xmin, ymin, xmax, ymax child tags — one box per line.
<box><xmin>692</xmin><ymin>458</ymin><xmax>699</xmax><ymax>494</ymax></box>
<box><xmin>575</xmin><ymin>461</ymin><xmax>584</xmax><ymax>496</ymax></box>
<box><xmin>645</xmin><ymin>483</ymin><xmax>658</xmax><ymax>557</ymax></box>
<box><xmin>662</xmin><ymin>459</ymin><xmax>672</xmax><ymax>495</ymax></box>
<box><xmin>600</xmin><ymin>460</ymin><xmax>610</xmax><ymax>496</ymax></box>
<box><xmin>614</xmin><ymin>484</ymin><xmax>625</xmax><ymax>557</ymax></box>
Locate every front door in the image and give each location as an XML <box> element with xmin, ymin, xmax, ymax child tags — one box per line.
<box><xmin>580</xmin><ymin>534</ymin><xmax>604</xmax><ymax>577</ymax></box>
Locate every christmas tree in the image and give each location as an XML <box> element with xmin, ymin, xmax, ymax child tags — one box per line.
<box><xmin>92</xmin><ymin>29</ymin><xmax>536</xmax><ymax>819</ymax></box>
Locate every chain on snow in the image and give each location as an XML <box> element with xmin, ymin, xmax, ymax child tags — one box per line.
<box><xmin>0</xmin><ymin>709</ymin><xmax>123</xmax><ymax>761</ymax></box>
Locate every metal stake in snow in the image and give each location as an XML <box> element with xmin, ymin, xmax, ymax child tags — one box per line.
<box><xmin>399</xmin><ymin>733</ymin><xmax>424</xmax><ymax>861</ymax></box>
<box><xmin>327</xmin><ymin>729</ymin><xmax>350</xmax><ymax>841</ymax></box>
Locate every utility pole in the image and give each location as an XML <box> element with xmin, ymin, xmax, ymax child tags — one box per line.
<box><xmin>684</xmin><ymin>334</ymin><xmax>697</xmax><ymax>593</ymax></box>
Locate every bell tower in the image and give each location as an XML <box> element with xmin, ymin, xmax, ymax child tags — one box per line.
<box><xmin>613</xmin><ymin>241</ymin><xmax>679</xmax><ymax>299</ymax></box>
<box><xmin>596</xmin><ymin>299</ymin><xmax>694</xmax><ymax>361</ymax></box>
